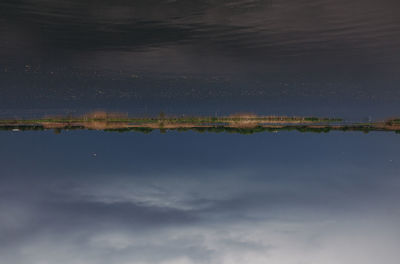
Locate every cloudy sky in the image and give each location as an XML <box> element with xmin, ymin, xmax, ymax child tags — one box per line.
<box><xmin>1</xmin><ymin>130</ymin><xmax>399</xmax><ymax>264</ymax></box>
<box><xmin>1</xmin><ymin>1</ymin><xmax>400</xmax><ymax>263</ymax></box>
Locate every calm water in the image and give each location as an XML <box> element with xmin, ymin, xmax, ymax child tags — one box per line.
<box><xmin>1</xmin><ymin>1</ymin><xmax>400</xmax><ymax>264</ymax></box>
<box><xmin>1</xmin><ymin>0</ymin><xmax>400</xmax><ymax>118</ymax></box>
<box><xmin>1</xmin><ymin>130</ymin><xmax>400</xmax><ymax>263</ymax></box>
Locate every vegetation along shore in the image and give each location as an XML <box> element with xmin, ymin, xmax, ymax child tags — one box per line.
<box><xmin>0</xmin><ymin>112</ymin><xmax>399</xmax><ymax>134</ymax></box>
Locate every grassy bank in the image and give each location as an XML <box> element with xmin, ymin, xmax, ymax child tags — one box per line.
<box><xmin>0</xmin><ymin>113</ymin><xmax>398</xmax><ymax>134</ymax></box>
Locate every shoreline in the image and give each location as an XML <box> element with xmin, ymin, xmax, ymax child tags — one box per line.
<box><xmin>0</xmin><ymin>113</ymin><xmax>398</xmax><ymax>134</ymax></box>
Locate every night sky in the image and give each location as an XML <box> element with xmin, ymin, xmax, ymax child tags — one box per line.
<box><xmin>1</xmin><ymin>0</ymin><xmax>400</xmax><ymax>117</ymax></box>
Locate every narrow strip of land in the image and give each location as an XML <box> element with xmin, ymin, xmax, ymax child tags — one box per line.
<box><xmin>0</xmin><ymin>112</ymin><xmax>399</xmax><ymax>134</ymax></box>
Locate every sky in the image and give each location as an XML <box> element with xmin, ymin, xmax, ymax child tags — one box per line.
<box><xmin>1</xmin><ymin>1</ymin><xmax>400</xmax><ymax>263</ymax></box>
<box><xmin>0</xmin><ymin>0</ymin><xmax>400</xmax><ymax>118</ymax></box>
<box><xmin>0</xmin><ymin>130</ymin><xmax>399</xmax><ymax>264</ymax></box>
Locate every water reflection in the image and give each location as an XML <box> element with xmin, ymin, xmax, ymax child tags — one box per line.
<box><xmin>1</xmin><ymin>0</ymin><xmax>400</xmax><ymax>117</ymax></box>
<box><xmin>1</xmin><ymin>131</ymin><xmax>399</xmax><ymax>263</ymax></box>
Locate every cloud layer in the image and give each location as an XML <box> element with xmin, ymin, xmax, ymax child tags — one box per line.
<box><xmin>0</xmin><ymin>131</ymin><xmax>400</xmax><ymax>263</ymax></box>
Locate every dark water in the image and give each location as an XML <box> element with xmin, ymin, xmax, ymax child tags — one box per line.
<box><xmin>1</xmin><ymin>131</ymin><xmax>400</xmax><ymax>263</ymax></box>
<box><xmin>1</xmin><ymin>2</ymin><xmax>400</xmax><ymax>264</ymax></box>
<box><xmin>1</xmin><ymin>0</ymin><xmax>400</xmax><ymax>118</ymax></box>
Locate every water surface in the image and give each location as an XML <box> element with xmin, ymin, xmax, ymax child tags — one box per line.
<box><xmin>1</xmin><ymin>0</ymin><xmax>400</xmax><ymax>118</ymax></box>
<box><xmin>1</xmin><ymin>1</ymin><xmax>399</xmax><ymax>263</ymax></box>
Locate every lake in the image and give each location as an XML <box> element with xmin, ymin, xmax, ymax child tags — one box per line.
<box><xmin>0</xmin><ymin>0</ymin><xmax>400</xmax><ymax>119</ymax></box>
<box><xmin>1</xmin><ymin>0</ymin><xmax>399</xmax><ymax>263</ymax></box>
